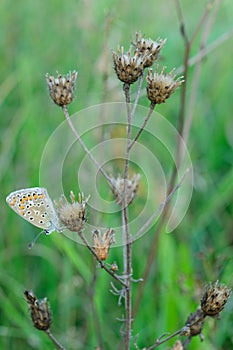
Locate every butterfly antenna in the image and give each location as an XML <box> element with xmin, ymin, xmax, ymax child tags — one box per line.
<box><xmin>28</xmin><ymin>230</ymin><xmax>43</xmax><ymax>249</ymax></box>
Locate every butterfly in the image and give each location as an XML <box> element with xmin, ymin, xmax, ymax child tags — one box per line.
<box><xmin>6</xmin><ymin>187</ymin><xmax>60</xmax><ymax>235</ymax></box>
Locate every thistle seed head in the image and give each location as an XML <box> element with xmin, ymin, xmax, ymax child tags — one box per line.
<box><xmin>201</xmin><ymin>281</ymin><xmax>231</xmax><ymax>316</ymax></box>
<box><xmin>24</xmin><ymin>290</ymin><xmax>52</xmax><ymax>331</ymax></box>
<box><xmin>46</xmin><ymin>70</ymin><xmax>78</xmax><ymax>107</ymax></box>
<box><xmin>112</xmin><ymin>47</ymin><xmax>144</xmax><ymax>84</ymax></box>
<box><xmin>111</xmin><ymin>173</ymin><xmax>140</xmax><ymax>206</ymax></box>
<box><xmin>55</xmin><ymin>191</ymin><xmax>89</xmax><ymax>233</ymax></box>
<box><xmin>146</xmin><ymin>67</ymin><xmax>184</xmax><ymax>104</ymax></box>
<box><xmin>134</xmin><ymin>33</ymin><xmax>166</xmax><ymax>68</ymax></box>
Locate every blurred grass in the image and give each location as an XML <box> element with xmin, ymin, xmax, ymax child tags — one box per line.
<box><xmin>1</xmin><ymin>0</ymin><xmax>233</xmax><ymax>349</ymax></box>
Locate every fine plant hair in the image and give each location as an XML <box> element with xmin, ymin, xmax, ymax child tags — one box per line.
<box><xmin>19</xmin><ymin>2</ymin><xmax>233</xmax><ymax>350</ymax></box>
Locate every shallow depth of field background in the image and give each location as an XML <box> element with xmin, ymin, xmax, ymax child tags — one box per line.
<box><xmin>1</xmin><ymin>0</ymin><xmax>233</xmax><ymax>349</ymax></box>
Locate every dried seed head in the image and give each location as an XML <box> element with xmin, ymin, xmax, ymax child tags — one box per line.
<box><xmin>112</xmin><ymin>47</ymin><xmax>144</xmax><ymax>84</ymax></box>
<box><xmin>92</xmin><ymin>228</ymin><xmax>115</xmax><ymax>261</ymax></box>
<box><xmin>55</xmin><ymin>192</ymin><xmax>89</xmax><ymax>233</ymax></box>
<box><xmin>201</xmin><ymin>281</ymin><xmax>231</xmax><ymax>316</ymax></box>
<box><xmin>46</xmin><ymin>71</ymin><xmax>78</xmax><ymax>107</ymax></box>
<box><xmin>24</xmin><ymin>290</ymin><xmax>52</xmax><ymax>331</ymax></box>
<box><xmin>111</xmin><ymin>174</ymin><xmax>140</xmax><ymax>206</ymax></box>
<box><xmin>146</xmin><ymin>67</ymin><xmax>184</xmax><ymax>104</ymax></box>
<box><xmin>134</xmin><ymin>33</ymin><xmax>166</xmax><ymax>68</ymax></box>
<box><xmin>185</xmin><ymin>306</ymin><xmax>205</xmax><ymax>336</ymax></box>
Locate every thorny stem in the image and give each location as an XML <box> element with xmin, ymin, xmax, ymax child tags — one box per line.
<box><xmin>45</xmin><ymin>329</ymin><xmax>67</xmax><ymax>350</ymax></box>
<box><xmin>62</xmin><ymin>106</ymin><xmax>113</xmax><ymax>186</ymax></box>
<box><xmin>128</xmin><ymin>102</ymin><xmax>155</xmax><ymax>151</ymax></box>
<box><xmin>133</xmin><ymin>0</ymin><xmax>215</xmax><ymax>319</ymax></box>
<box><xmin>122</xmin><ymin>82</ymin><xmax>133</xmax><ymax>350</ymax></box>
<box><xmin>78</xmin><ymin>231</ymin><xmax>127</xmax><ymax>288</ymax></box>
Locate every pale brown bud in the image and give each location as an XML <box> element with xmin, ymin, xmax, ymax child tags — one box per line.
<box><xmin>24</xmin><ymin>290</ymin><xmax>52</xmax><ymax>331</ymax></box>
<box><xmin>92</xmin><ymin>228</ymin><xmax>115</xmax><ymax>261</ymax></box>
<box><xmin>46</xmin><ymin>71</ymin><xmax>78</xmax><ymax>106</ymax></box>
<box><xmin>112</xmin><ymin>47</ymin><xmax>144</xmax><ymax>84</ymax></box>
<box><xmin>55</xmin><ymin>192</ymin><xmax>89</xmax><ymax>233</ymax></box>
<box><xmin>201</xmin><ymin>281</ymin><xmax>231</xmax><ymax>316</ymax></box>
<box><xmin>111</xmin><ymin>174</ymin><xmax>140</xmax><ymax>206</ymax></box>
<box><xmin>146</xmin><ymin>67</ymin><xmax>184</xmax><ymax>104</ymax></box>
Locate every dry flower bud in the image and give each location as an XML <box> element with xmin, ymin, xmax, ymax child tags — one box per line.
<box><xmin>110</xmin><ymin>261</ymin><xmax>119</xmax><ymax>272</ymax></box>
<box><xmin>146</xmin><ymin>67</ymin><xmax>184</xmax><ymax>104</ymax></box>
<box><xmin>201</xmin><ymin>281</ymin><xmax>231</xmax><ymax>316</ymax></box>
<box><xmin>111</xmin><ymin>174</ymin><xmax>140</xmax><ymax>206</ymax></box>
<box><xmin>112</xmin><ymin>47</ymin><xmax>144</xmax><ymax>84</ymax></box>
<box><xmin>46</xmin><ymin>71</ymin><xmax>78</xmax><ymax>107</ymax></box>
<box><xmin>185</xmin><ymin>307</ymin><xmax>205</xmax><ymax>336</ymax></box>
<box><xmin>55</xmin><ymin>192</ymin><xmax>89</xmax><ymax>233</ymax></box>
<box><xmin>24</xmin><ymin>290</ymin><xmax>52</xmax><ymax>331</ymax></box>
<box><xmin>92</xmin><ymin>228</ymin><xmax>115</xmax><ymax>261</ymax></box>
<box><xmin>134</xmin><ymin>33</ymin><xmax>166</xmax><ymax>68</ymax></box>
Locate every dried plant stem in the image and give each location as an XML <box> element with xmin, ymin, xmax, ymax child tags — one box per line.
<box><xmin>129</xmin><ymin>102</ymin><xmax>155</xmax><ymax>151</ymax></box>
<box><xmin>133</xmin><ymin>0</ymin><xmax>215</xmax><ymax>319</ymax></box>
<box><xmin>145</xmin><ymin>314</ymin><xmax>206</xmax><ymax>349</ymax></box>
<box><xmin>45</xmin><ymin>329</ymin><xmax>67</xmax><ymax>350</ymax></box>
<box><xmin>122</xmin><ymin>83</ymin><xmax>133</xmax><ymax>350</ymax></box>
<box><xmin>78</xmin><ymin>231</ymin><xmax>127</xmax><ymax>288</ymax></box>
<box><xmin>62</xmin><ymin>106</ymin><xmax>112</xmax><ymax>185</ymax></box>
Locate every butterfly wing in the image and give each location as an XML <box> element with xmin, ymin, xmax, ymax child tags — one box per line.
<box><xmin>6</xmin><ymin>187</ymin><xmax>60</xmax><ymax>234</ymax></box>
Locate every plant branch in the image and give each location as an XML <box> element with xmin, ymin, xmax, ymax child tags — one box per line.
<box><xmin>78</xmin><ymin>231</ymin><xmax>127</xmax><ymax>288</ymax></box>
<box><xmin>128</xmin><ymin>102</ymin><xmax>155</xmax><ymax>151</ymax></box>
<box><xmin>133</xmin><ymin>0</ymin><xmax>215</xmax><ymax>319</ymax></box>
<box><xmin>45</xmin><ymin>329</ymin><xmax>67</xmax><ymax>350</ymax></box>
<box><xmin>122</xmin><ymin>82</ymin><xmax>133</xmax><ymax>350</ymax></box>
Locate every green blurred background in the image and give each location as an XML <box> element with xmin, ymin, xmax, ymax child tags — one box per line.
<box><xmin>1</xmin><ymin>0</ymin><xmax>233</xmax><ymax>349</ymax></box>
